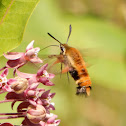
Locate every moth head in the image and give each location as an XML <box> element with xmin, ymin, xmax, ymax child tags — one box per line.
<box><xmin>47</xmin><ymin>24</ymin><xmax>72</xmax><ymax>55</ymax></box>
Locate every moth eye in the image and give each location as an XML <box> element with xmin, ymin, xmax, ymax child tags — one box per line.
<box><xmin>60</xmin><ymin>46</ymin><xmax>65</xmax><ymax>52</ymax></box>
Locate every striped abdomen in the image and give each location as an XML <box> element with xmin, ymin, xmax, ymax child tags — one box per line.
<box><xmin>66</xmin><ymin>47</ymin><xmax>91</xmax><ymax>96</ymax></box>
<box><xmin>69</xmin><ymin>66</ymin><xmax>91</xmax><ymax>96</ymax></box>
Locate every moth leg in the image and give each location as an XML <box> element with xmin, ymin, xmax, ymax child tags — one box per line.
<box><xmin>60</xmin><ymin>63</ymin><xmax>63</xmax><ymax>78</ymax></box>
<box><xmin>61</xmin><ymin>66</ymin><xmax>70</xmax><ymax>83</ymax></box>
<box><xmin>48</xmin><ymin>55</ymin><xmax>57</xmax><ymax>58</ymax></box>
<box><xmin>61</xmin><ymin>66</ymin><xmax>69</xmax><ymax>73</ymax></box>
<box><xmin>48</xmin><ymin>55</ymin><xmax>64</xmax><ymax>70</ymax></box>
<box><xmin>67</xmin><ymin>72</ymin><xmax>70</xmax><ymax>83</ymax></box>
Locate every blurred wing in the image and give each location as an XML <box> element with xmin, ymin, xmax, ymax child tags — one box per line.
<box><xmin>78</xmin><ymin>48</ymin><xmax>97</xmax><ymax>68</ymax></box>
<box><xmin>79</xmin><ymin>47</ymin><xmax>99</xmax><ymax>58</ymax></box>
<box><xmin>80</xmin><ymin>47</ymin><xmax>122</xmax><ymax>63</ymax></box>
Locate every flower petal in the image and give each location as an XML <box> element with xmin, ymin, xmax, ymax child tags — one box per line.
<box><xmin>4</xmin><ymin>52</ymin><xmax>24</xmax><ymax>60</ymax></box>
<box><xmin>0</xmin><ymin>66</ymin><xmax>7</xmax><ymax>71</ymax></box>
<box><xmin>39</xmin><ymin>77</ymin><xmax>54</xmax><ymax>86</ymax></box>
<box><xmin>16</xmin><ymin>69</ymin><xmax>35</xmax><ymax>79</ymax></box>
<box><xmin>6</xmin><ymin>59</ymin><xmax>25</xmax><ymax>68</ymax></box>
<box><xmin>30</xmin><ymin>57</ymin><xmax>43</xmax><ymax>63</ymax></box>
<box><xmin>34</xmin><ymin>47</ymin><xmax>40</xmax><ymax>52</ymax></box>
<box><xmin>17</xmin><ymin>101</ymin><xmax>30</xmax><ymax>112</ymax></box>
<box><xmin>28</xmin><ymin>100</ymin><xmax>37</xmax><ymax>106</ymax></box>
<box><xmin>39</xmin><ymin>121</ymin><xmax>46</xmax><ymax>126</ymax></box>
<box><xmin>25</xmin><ymin>48</ymin><xmax>35</xmax><ymax>57</ymax></box>
<box><xmin>3</xmin><ymin>84</ymin><xmax>12</xmax><ymax>92</ymax></box>
<box><xmin>47</xmin><ymin>115</ymin><xmax>58</xmax><ymax>124</ymax></box>
<box><xmin>45</xmin><ymin>81</ymin><xmax>55</xmax><ymax>86</ymax></box>
<box><xmin>41</xmin><ymin>90</ymin><xmax>50</xmax><ymax>99</ymax></box>
<box><xmin>37</xmin><ymin>64</ymin><xmax>48</xmax><ymax>76</ymax></box>
<box><xmin>6</xmin><ymin>92</ymin><xmax>24</xmax><ymax>100</ymax></box>
<box><xmin>26</xmin><ymin>40</ymin><xmax>34</xmax><ymax>51</ymax></box>
<box><xmin>48</xmin><ymin>73</ymin><xmax>55</xmax><ymax>79</ymax></box>
<box><xmin>48</xmin><ymin>104</ymin><xmax>55</xmax><ymax>110</ymax></box>
<box><xmin>1</xmin><ymin>68</ymin><xmax>8</xmax><ymax>77</ymax></box>
<box><xmin>29</xmin><ymin>83</ymin><xmax>39</xmax><ymax>90</ymax></box>
<box><xmin>26</xmin><ymin>90</ymin><xmax>36</xmax><ymax>97</ymax></box>
<box><xmin>55</xmin><ymin>119</ymin><xmax>61</xmax><ymax>125</ymax></box>
<box><xmin>28</xmin><ymin>76</ymin><xmax>38</xmax><ymax>85</ymax></box>
<box><xmin>46</xmin><ymin>124</ymin><xmax>58</xmax><ymax>126</ymax></box>
<box><xmin>7</xmin><ymin>78</ymin><xmax>17</xmax><ymax>85</ymax></box>
<box><xmin>49</xmin><ymin>93</ymin><xmax>56</xmax><ymax>99</ymax></box>
<box><xmin>39</xmin><ymin>77</ymin><xmax>48</xmax><ymax>84</ymax></box>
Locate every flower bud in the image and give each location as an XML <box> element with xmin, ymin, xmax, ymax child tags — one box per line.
<box><xmin>26</xmin><ymin>90</ymin><xmax>37</xmax><ymax>98</ymax></box>
<box><xmin>11</xmin><ymin>76</ymin><xmax>28</xmax><ymax>94</ymax></box>
<box><xmin>27</xmin><ymin>104</ymin><xmax>46</xmax><ymax>124</ymax></box>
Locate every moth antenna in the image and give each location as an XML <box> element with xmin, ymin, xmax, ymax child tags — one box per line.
<box><xmin>48</xmin><ymin>33</ymin><xmax>62</xmax><ymax>44</ymax></box>
<box><xmin>40</xmin><ymin>45</ymin><xmax>59</xmax><ymax>51</ymax></box>
<box><xmin>66</xmin><ymin>24</ymin><xmax>72</xmax><ymax>44</ymax></box>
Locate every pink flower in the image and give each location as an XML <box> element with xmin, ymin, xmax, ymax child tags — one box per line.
<box><xmin>14</xmin><ymin>90</ymin><xmax>58</xmax><ymax>126</ymax></box>
<box><xmin>28</xmin><ymin>90</ymin><xmax>56</xmax><ymax>114</ymax></box>
<box><xmin>5</xmin><ymin>83</ymin><xmax>45</xmax><ymax>104</ymax></box>
<box><xmin>0</xmin><ymin>45</ymin><xmax>60</xmax><ymax>126</ymax></box>
<box><xmin>40</xmin><ymin>114</ymin><xmax>60</xmax><ymax>126</ymax></box>
<box><xmin>20</xmin><ymin>105</ymin><xmax>60</xmax><ymax>126</ymax></box>
<box><xmin>27</xmin><ymin>104</ymin><xmax>46</xmax><ymax>124</ymax></box>
<box><xmin>40</xmin><ymin>90</ymin><xmax>55</xmax><ymax>112</ymax></box>
<box><xmin>0</xmin><ymin>68</ymin><xmax>16</xmax><ymax>92</ymax></box>
<box><xmin>3</xmin><ymin>84</ymin><xmax>60</xmax><ymax>126</ymax></box>
<box><xmin>16</xmin><ymin>64</ymin><xmax>55</xmax><ymax>86</ymax></box>
<box><xmin>0</xmin><ymin>40</ymin><xmax>42</xmax><ymax>73</ymax></box>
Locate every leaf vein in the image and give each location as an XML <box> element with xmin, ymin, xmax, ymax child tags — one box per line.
<box><xmin>15</xmin><ymin>0</ymin><xmax>36</xmax><ymax>2</ymax></box>
<box><xmin>9</xmin><ymin>11</ymin><xmax>30</xmax><ymax>15</ymax></box>
<box><xmin>0</xmin><ymin>0</ymin><xmax>15</xmax><ymax>25</ymax></box>
<box><xmin>0</xmin><ymin>37</ymin><xmax>20</xmax><ymax>40</ymax></box>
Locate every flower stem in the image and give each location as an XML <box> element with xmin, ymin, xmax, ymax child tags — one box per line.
<box><xmin>0</xmin><ymin>112</ymin><xmax>25</xmax><ymax>115</ymax></box>
<box><xmin>0</xmin><ymin>115</ymin><xmax>25</xmax><ymax>119</ymax></box>
<box><xmin>0</xmin><ymin>99</ymin><xmax>14</xmax><ymax>103</ymax></box>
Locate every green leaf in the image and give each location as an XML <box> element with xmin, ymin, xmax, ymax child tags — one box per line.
<box><xmin>0</xmin><ymin>0</ymin><xmax>39</xmax><ymax>56</ymax></box>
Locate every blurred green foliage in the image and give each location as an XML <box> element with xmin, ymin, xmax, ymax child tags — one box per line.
<box><xmin>0</xmin><ymin>0</ymin><xmax>126</xmax><ymax>126</ymax></box>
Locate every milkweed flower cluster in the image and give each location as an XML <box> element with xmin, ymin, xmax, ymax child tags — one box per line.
<box><xmin>0</xmin><ymin>40</ymin><xmax>42</xmax><ymax>75</ymax></box>
<box><xmin>0</xmin><ymin>41</ymin><xmax>60</xmax><ymax>126</ymax></box>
